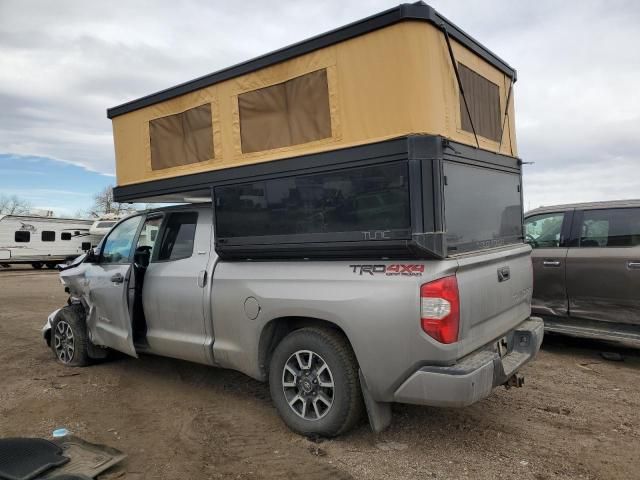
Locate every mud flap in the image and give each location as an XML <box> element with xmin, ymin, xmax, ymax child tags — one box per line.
<box><xmin>359</xmin><ymin>370</ymin><xmax>392</xmax><ymax>433</ymax></box>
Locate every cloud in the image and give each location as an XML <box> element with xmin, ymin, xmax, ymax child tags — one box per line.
<box><xmin>1</xmin><ymin>0</ymin><xmax>639</xmax><ymax>206</ymax></box>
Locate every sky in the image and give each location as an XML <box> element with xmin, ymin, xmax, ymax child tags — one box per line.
<box><xmin>0</xmin><ymin>0</ymin><xmax>639</xmax><ymax>216</ymax></box>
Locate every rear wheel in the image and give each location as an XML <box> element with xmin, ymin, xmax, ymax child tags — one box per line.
<box><xmin>51</xmin><ymin>306</ymin><xmax>91</xmax><ymax>367</ymax></box>
<box><xmin>46</xmin><ymin>263</ymin><xmax>57</xmax><ymax>270</ymax></box>
<box><xmin>269</xmin><ymin>327</ymin><xmax>363</xmax><ymax>437</ymax></box>
<box><xmin>31</xmin><ymin>262</ymin><xmax>43</xmax><ymax>269</ymax></box>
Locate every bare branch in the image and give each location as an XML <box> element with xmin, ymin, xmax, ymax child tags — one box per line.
<box><xmin>0</xmin><ymin>194</ymin><xmax>32</xmax><ymax>215</ymax></box>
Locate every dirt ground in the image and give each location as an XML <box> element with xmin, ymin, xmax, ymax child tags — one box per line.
<box><xmin>0</xmin><ymin>265</ymin><xmax>638</xmax><ymax>480</ymax></box>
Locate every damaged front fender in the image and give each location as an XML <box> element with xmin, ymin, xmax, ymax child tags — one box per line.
<box><xmin>43</xmin><ymin>308</ymin><xmax>61</xmax><ymax>347</ymax></box>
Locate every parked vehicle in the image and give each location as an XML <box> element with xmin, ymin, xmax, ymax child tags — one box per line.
<box><xmin>44</xmin><ymin>201</ymin><xmax>542</xmax><ymax>436</ymax></box>
<box><xmin>525</xmin><ymin>199</ymin><xmax>640</xmax><ymax>346</ymax></box>
<box><xmin>0</xmin><ymin>215</ymin><xmax>101</xmax><ymax>269</ymax></box>
<box><xmin>88</xmin><ymin>216</ymin><xmax>122</xmax><ymax>237</ymax></box>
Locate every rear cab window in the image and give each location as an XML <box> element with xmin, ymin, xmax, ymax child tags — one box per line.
<box><xmin>157</xmin><ymin>212</ymin><xmax>198</xmax><ymax>261</ymax></box>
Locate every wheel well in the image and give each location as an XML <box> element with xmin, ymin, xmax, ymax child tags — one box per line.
<box><xmin>258</xmin><ymin>317</ymin><xmax>352</xmax><ymax>381</ymax></box>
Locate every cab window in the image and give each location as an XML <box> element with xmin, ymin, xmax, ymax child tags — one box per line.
<box><xmin>579</xmin><ymin>208</ymin><xmax>640</xmax><ymax>247</ymax></box>
<box><xmin>157</xmin><ymin>212</ymin><xmax>198</xmax><ymax>261</ymax></box>
<box><xmin>100</xmin><ymin>216</ymin><xmax>143</xmax><ymax>264</ymax></box>
<box><xmin>525</xmin><ymin>212</ymin><xmax>564</xmax><ymax>248</ymax></box>
<box><xmin>135</xmin><ymin>215</ymin><xmax>163</xmax><ymax>258</ymax></box>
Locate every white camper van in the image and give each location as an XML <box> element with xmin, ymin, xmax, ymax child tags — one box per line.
<box><xmin>0</xmin><ymin>215</ymin><xmax>102</xmax><ymax>269</ymax></box>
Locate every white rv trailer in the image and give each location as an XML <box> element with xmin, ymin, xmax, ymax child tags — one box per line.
<box><xmin>0</xmin><ymin>215</ymin><xmax>103</xmax><ymax>269</ymax></box>
<box><xmin>88</xmin><ymin>216</ymin><xmax>122</xmax><ymax>236</ymax></box>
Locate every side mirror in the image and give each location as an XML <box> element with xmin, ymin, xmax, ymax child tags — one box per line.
<box><xmin>85</xmin><ymin>247</ymin><xmax>100</xmax><ymax>264</ymax></box>
<box><xmin>134</xmin><ymin>246</ymin><xmax>151</xmax><ymax>269</ymax></box>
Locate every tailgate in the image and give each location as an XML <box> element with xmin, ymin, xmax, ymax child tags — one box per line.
<box><xmin>455</xmin><ymin>244</ymin><xmax>533</xmax><ymax>358</ymax></box>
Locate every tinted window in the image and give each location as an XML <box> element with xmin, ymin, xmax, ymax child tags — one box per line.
<box><xmin>215</xmin><ymin>163</ymin><xmax>410</xmax><ymax>239</ymax></box>
<box><xmin>579</xmin><ymin>208</ymin><xmax>640</xmax><ymax>247</ymax></box>
<box><xmin>42</xmin><ymin>231</ymin><xmax>55</xmax><ymax>242</ymax></box>
<box><xmin>101</xmin><ymin>216</ymin><xmax>142</xmax><ymax>264</ymax></box>
<box><xmin>443</xmin><ymin>162</ymin><xmax>522</xmax><ymax>253</ymax></box>
<box><xmin>525</xmin><ymin>212</ymin><xmax>565</xmax><ymax>248</ymax></box>
<box><xmin>61</xmin><ymin>232</ymin><xmax>72</xmax><ymax>240</ymax></box>
<box><xmin>15</xmin><ymin>231</ymin><xmax>30</xmax><ymax>242</ymax></box>
<box><xmin>158</xmin><ymin>212</ymin><xmax>198</xmax><ymax>260</ymax></box>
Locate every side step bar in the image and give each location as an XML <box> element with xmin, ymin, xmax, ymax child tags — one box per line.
<box><xmin>543</xmin><ymin>317</ymin><xmax>640</xmax><ymax>348</ymax></box>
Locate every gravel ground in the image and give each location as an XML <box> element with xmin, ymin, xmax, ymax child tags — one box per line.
<box><xmin>1</xmin><ymin>265</ymin><xmax>638</xmax><ymax>479</ymax></box>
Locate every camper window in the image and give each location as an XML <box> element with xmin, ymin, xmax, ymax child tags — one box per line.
<box><xmin>15</xmin><ymin>231</ymin><xmax>30</xmax><ymax>242</ymax></box>
<box><xmin>238</xmin><ymin>69</ymin><xmax>331</xmax><ymax>153</ymax></box>
<box><xmin>443</xmin><ymin>161</ymin><xmax>522</xmax><ymax>253</ymax></box>
<box><xmin>215</xmin><ymin>162</ymin><xmax>410</xmax><ymax>239</ymax></box>
<box><xmin>61</xmin><ymin>232</ymin><xmax>72</xmax><ymax>240</ymax></box>
<box><xmin>149</xmin><ymin>103</ymin><xmax>213</xmax><ymax>171</ymax></box>
<box><xmin>458</xmin><ymin>64</ymin><xmax>501</xmax><ymax>142</ymax></box>
<box><xmin>42</xmin><ymin>231</ymin><xmax>55</xmax><ymax>242</ymax></box>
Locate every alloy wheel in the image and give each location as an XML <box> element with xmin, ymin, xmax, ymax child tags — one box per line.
<box><xmin>53</xmin><ymin>320</ymin><xmax>75</xmax><ymax>364</ymax></box>
<box><xmin>282</xmin><ymin>350</ymin><xmax>335</xmax><ymax>421</ymax></box>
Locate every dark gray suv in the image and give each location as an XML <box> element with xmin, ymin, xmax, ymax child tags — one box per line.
<box><xmin>525</xmin><ymin>200</ymin><xmax>640</xmax><ymax>346</ymax></box>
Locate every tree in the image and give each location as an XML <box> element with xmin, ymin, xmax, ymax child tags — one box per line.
<box><xmin>88</xmin><ymin>186</ymin><xmax>137</xmax><ymax>218</ymax></box>
<box><xmin>0</xmin><ymin>194</ymin><xmax>31</xmax><ymax>215</ymax></box>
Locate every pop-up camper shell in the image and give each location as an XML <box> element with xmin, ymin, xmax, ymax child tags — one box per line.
<box><xmin>108</xmin><ymin>2</ymin><xmax>523</xmax><ymax>259</ymax></box>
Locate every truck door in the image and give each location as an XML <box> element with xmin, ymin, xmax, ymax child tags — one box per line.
<box><xmin>85</xmin><ymin>215</ymin><xmax>143</xmax><ymax>357</ymax></box>
<box><xmin>566</xmin><ymin>207</ymin><xmax>640</xmax><ymax>324</ymax></box>
<box><xmin>524</xmin><ymin>210</ymin><xmax>571</xmax><ymax>317</ymax></box>
<box><xmin>140</xmin><ymin>209</ymin><xmax>213</xmax><ymax>364</ymax></box>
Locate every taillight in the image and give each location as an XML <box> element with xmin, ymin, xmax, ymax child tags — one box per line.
<box><xmin>420</xmin><ymin>275</ymin><xmax>460</xmax><ymax>344</ymax></box>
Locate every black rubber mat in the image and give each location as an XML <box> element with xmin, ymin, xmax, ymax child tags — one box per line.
<box><xmin>0</xmin><ymin>438</ymin><xmax>69</xmax><ymax>480</ymax></box>
<box><xmin>45</xmin><ymin>476</ymin><xmax>92</xmax><ymax>480</ymax></box>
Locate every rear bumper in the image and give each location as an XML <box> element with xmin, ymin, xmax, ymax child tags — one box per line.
<box><xmin>393</xmin><ymin>317</ymin><xmax>544</xmax><ymax>407</ymax></box>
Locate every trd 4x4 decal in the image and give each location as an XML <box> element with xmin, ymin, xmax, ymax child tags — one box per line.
<box><xmin>349</xmin><ymin>264</ymin><xmax>424</xmax><ymax>276</ymax></box>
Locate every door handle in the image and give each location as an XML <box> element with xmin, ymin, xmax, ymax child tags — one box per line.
<box><xmin>110</xmin><ymin>273</ymin><xmax>124</xmax><ymax>284</ymax></box>
<box><xmin>628</xmin><ymin>261</ymin><xmax>640</xmax><ymax>270</ymax></box>
<box><xmin>543</xmin><ymin>260</ymin><xmax>561</xmax><ymax>267</ymax></box>
<box><xmin>197</xmin><ymin>270</ymin><xmax>208</xmax><ymax>288</ymax></box>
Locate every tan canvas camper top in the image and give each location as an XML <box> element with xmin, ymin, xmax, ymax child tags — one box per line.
<box><xmin>109</xmin><ymin>1</ymin><xmax>518</xmax><ymax>203</ymax></box>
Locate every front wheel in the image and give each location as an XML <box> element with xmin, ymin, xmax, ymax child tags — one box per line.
<box><xmin>51</xmin><ymin>305</ymin><xmax>91</xmax><ymax>367</ymax></box>
<box><xmin>269</xmin><ymin>327</ymin><xmax>363</xmax><ymax>437</ymax></box>
<box><xmin>31</xmin><ymin>262</ymin><xmax>43</xmax><ymax>269</ymax></box>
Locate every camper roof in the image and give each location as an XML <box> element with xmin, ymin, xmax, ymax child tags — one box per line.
<box><xmin>107</xmin><ymin>1</ymin><xmax>516</xmax><ymax>119</ymax></box>
<box><xmin>0</xmin><ymin>215</ymin><xmax>93</xmax><ymax>224</ymax></box>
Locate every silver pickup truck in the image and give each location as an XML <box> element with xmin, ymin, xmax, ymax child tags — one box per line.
<box><xmin>43</xmin><ymin>202</ymin><xmax>542</xmax><ymax>437</ymax></box>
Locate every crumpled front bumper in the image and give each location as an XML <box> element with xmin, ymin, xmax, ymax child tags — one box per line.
<box><xmin>393</xmin><ymin>317</ymin><xmax>544</xmax><ymax>407</ymax></box>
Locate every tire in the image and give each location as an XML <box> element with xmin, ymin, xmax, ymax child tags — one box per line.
<box><xmin>269</xmin><ymin>327</ymin><xmax>363</xmax><ymax>437</ymax></box>
<box><xmin>46</xmin><ymin>263</ymin><xmax>57</xmax><ymax>270</ymax></box>
<box><xmin>51</xmin><ymin>305</ymin><xmax>91</xmax><ymax>367</ymax></box>
<box><xmin>31</xmin><ymin>262</ymin><xmax>43</xmax><ymax>269</ymax></box>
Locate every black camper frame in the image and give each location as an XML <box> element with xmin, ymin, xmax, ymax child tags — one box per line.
<box><xmin>113</xmin><ymin>135</ymin><xmax>523</xmax><ymax>260</ymax></box>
